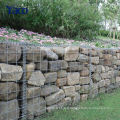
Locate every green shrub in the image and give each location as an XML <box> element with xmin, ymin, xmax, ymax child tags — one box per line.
<box><xmin>0</xmin><ymin>0</ymin><xmax>101</xmax><ymax>40</ymax></box>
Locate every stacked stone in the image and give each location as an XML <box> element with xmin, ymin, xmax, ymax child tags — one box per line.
<box><xmin>0</xmin><ymin>43</ymin><xmax>120</xmax><ymax>120</ymax></box>
<box><xmin>0</xmin><ymin>44</ymin><xmax>22</xmax><ymax>120</ymax></box>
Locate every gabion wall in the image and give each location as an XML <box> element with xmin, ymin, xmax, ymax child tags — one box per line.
<box><xmin>0</xmin><ymin>42</ymin><xmax>120</xmax><ymax>120</ymax></box>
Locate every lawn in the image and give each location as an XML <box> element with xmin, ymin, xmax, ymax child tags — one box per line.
<box><xmin>38</xmin><ymin>89</ymin><xmax>120</xmax><ymax>120</ymax></box>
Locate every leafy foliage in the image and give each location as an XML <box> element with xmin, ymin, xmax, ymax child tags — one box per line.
<box><xmin>0</xmin><ymin>0</ymin><xmax>101</xmax><ymax>40</ymax></box>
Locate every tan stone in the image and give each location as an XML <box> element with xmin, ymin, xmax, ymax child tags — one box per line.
<box><xmin>75</xmin><ymin>85</ymin><xmax>81</xmax><ymax>91</ymax></box>
<box><xmin>80</xmin><ymin>67</ymin><xmax>89</xmax><ymax>76</ymax></box>
<box><xmin>80</xmin><ymin>77</ymin><xmax>90</xmax><ymax>85</ymax></box>
<box><xmin>98</xmin><ymin>80</ymin><xmax>105</xmax><ymax>88</ymax></box>
<box><xmin>62</xmin><ymin>86</ymin><xmax>75</xmax><ymax>97</ymax></box>
<box><xmin>92</xmin><ymin>73</ymin><xmax>101</xmax><ymax>82</ymax></box>
<box><xmin>64</xmin><ymin>46</ymin><xmax>79</xmax><ymax>61</ymax></box>
<box><xmin>71</xmin><ymin>92</ymin><xmax>80</xmax><ymax>105</ymax></box>
<box><xmin>91</xmin><ymin>57</ymin><xmax>99</xmax><ymax>64</ymax></box>
<box><xmin>67</xmin><ymin>72</ymin><xmax>80</xmax><ymax>85</ymax></box>
<box><xmin>80</xmin><ymin>85</ymin><xmax>90</xmax><ymax>93</ymax></box>
<box><xmin>57</xmin><ymin>70</ymin><xmax>67</xmax><ymax>78</ymax></box>
<box><xmin>56</xmin><ymin>78</ymin><xmax>67</xmax><ymax>87</ymax></box>
<box><xmin>116</xmin><ymin>77</ymin><xmax>120</xmax><ymax>83</ymax></box>
<box><xmin>0</xmin><ymin>63</ymin><xmax>23</xmax><ymax>82</ymax></box>
<box><xmin>81</xmin><ymin>94</ymin><xmax>88</xmax><ymax>101</ymax></box>
<box><xmin>0</xmin><ymin>82</ymin><xmax>19</xmax><ymax>101</ymax></box>
<box><xmin>104</xmin><ymin>79</ymin><xmax>111</xmax><ymax>87</ymax></box>
<box><xmin>28</xmin><ymin>71</ymin><xmax>46</xmax><ymax>86</ymax></box>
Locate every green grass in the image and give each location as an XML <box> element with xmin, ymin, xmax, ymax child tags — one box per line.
<box><xmin>38</xmin><ymin>89</ymin><xmax>120</xmax><ymax>120</ymax></box>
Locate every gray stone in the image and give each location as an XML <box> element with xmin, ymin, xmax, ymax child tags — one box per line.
<box><xmin>0</xmin><ymin>99</ymin><xmax>19</xmax><ymax>120</ymax></box>
<box><xmin>75</xmin><ymin>85</ymin><xmax>81</xmax><ymax>91</ymax></box>
<box><xmin>68</xmin><ymin>62</ymin><xmax>83</xmax><ymax>71</ymax></box>
<box><xmin>52</xmin><ymin>47</ymin><xmax>65</xmax><ymax>57</ymax></box>
<box><xmin>62</xmin><ymin>86</ymin><xmax>75</xmax><ymax>97</ymax></box>
<box><xmin>49</xmin><ymin>60</ymin><xmax>68</xmax><ymax>72</ymax></box>
<box><xmin>45</xmin><ymin>89</ymin><xmax>65</xmax><ymax>106</ymax></box>
<box><xmin>104</xmin><ymin>79</ymin><xmax>111</xmax><ymax>87</ymax></box>
<box><xmin>96</xmin><ymin>65</ymin><xmax>102</xmax><ymax>73</ymax></box>
<box><xmin>67</xmin><ymin>72</ymin><xmax>80</xmax><ymax>85</ymax></box>
<box><xmin>71</xmin><ymin>92</ymin><xmax>80</xmax><ymax>105</ymax></box>
<box><xmin>28</xmin><ymin>71</ymin><xmax>46</xmax><ymax>86</ymax></box>
<box><xmin>57</xmin><ymin>70</ymin><xmax>67</xmax><ymax>78</ymax></box>
<box><xmin>92</xmin><ymin>73</ymin><xmax>101</xmax><ymax>82</ymax></box>
<box><xmin>27</xmin><ymin>97</ymin><xmax>46</xmax><ymax>119</ymax></box>
<box><xmin>99</xmin><ymin>87</ymin><xmax>105</xmax><ymax>93</ymax></box>
<box><xmin>27</xmin><ymin>87</ymin><xmax>41</xmax><ymax>99</ymax></box>
<box><xmin>57</xmin><ymin>97</ymin><xmax>72</xmax><ymax>107</ymax></box>
<box><xmin>41</xmin><ymin>47</ymin><xmax>58</xmax><ymax>60</ymax></box>
<box><xmin>56</xmin><ymin>78</ymin><xmax>67</xmax><ymax>87</ymax></box>
<box><xmin>98</xmin><ymin>80</ymin><xmax>105</xmax><ymax>88</ymax></box>
<box><xmin>40</xmin><ymin>85</ymin><xmax>59</xmax><ymax>96</ymax></box>
<box><xmin>116</xmin><ymin>77</ymin><xmax>120</xmax><ymax>83</ymax></box>
<box><xmin>80</xmin><ymin>85</ymin><xmax>90</xmax><ymax>94</ymax></box>
<box><xmin>0</xmin><ymin>82</ymin><xmax>19</xmax><ymax>101</ymax></box>
<box><xmin>101</xmin><ymin>72</ymin><xmax>110</xmax><ymax>79</ymax></box>
<box><xmin>44</xmin><ymin>72</ymin><xmax>57</xmax><ymax>83</ymax></box>
<box><xmin>0</xmin><ymin>43</ymin><xmax>21</xmax><ymax>63</ymax></box>
<box><xmin>36</xmin><ymin>61</ymin><xmax>48</xmax><ymax>72</ymax></box>
<box><xmin>64</xmin><ymin>46</ymin><xmax>79</xmax><ymax>61</ymax></box>
<box><xmin>47</xmin><ymin>104</ymin><xmax>58</xmax><ymax>113</ymax></box>
<box><xmin>0</xmin><ymin>63</ymin><xmax>23</xmax><ymax>82</ymax></box>
<box><xmin>80</xmin><ymin>77</ymin><xmax>90</xmax><ymax>85</ymax></box>
<box><xmin>77</xmin><ymin>54</ymin><xmax>88</xmax><ymax>62</ymax></box>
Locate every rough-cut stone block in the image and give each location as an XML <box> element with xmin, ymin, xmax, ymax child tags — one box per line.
<box><xmin>90</xmin><ymin>49</ymin><xmax>98</xmax><ymax>56</ymax></box>
<box><xmin>96</xmin><ymin>65</ymin><xmax>102</xmax><ymax>73</ymax></box>
<box><xmin>28</xmin><ymin>71</ymin><xmax>46</xmax><ymax>86</ymax></box>
<box><xmin>71</xmin><ymin>92</ymin><xmax>80</xmax><ymax>105</ymax></box>
<box><xmin>80</xmin><ymin>77</ymin><xmax>90</xmax><ymax>85</ymax></box>
<box><xmin>26</xmin><ymin>47</ymin><xmax>45</xmax><ymax>62</ymax></box>
<box><xmin>67</xmin><ymin>72</ymin><xmax>80</xmax><ymax>85</ymax></box>
<box><xmin>27</xmin><ymin>87</ymin><xmax>41</xmax><ymax>99</ymax></box>
<box><xmin>41</xmin><ymin>47</ymin><xmax>58</xmax><ymax>60</ymax></box>
<box><xmin>77</xmin><ymin>54</ymin><xmax>88</xmax><ymax>62</ymax></box>
<box><xmin>56</xmin><ymin>78</ymin><xmax>67</xmax><ymax>87</ymax></box>
<box><xmin>64</xmin><ymin>46</ymin><xmax>79</xmax><ymax>61</ymax></box>
<box><xmin>103</xmin><ymin>54</ymin><xmax>113</xmax><ymax>60</ymax></box>
<box><xmin>80</xmin><ymin>47</ymin><xmax>89</xmax><ymax>55</ymax></box>
<box><xmin>57</xmin><ymin>70</ymin><xmax>67</xmax><ymax>78</ymax></box>
<box><xmin>49</xmin><ymin>60</ymin><xmax>68</xmax><ymax>72</ymax></box>
<box><xmin>113</xmin><ymin>60</ymin><xmax>120</xmax><ymax>65</ymax></box>
<box><xmin>80</xmin><ymin>85</ymin><xmax>90</xmax><ymax>94</ymax></box>
<box><xmin>80</xmin><ymin>67</ymin><xmax>89</xmax><ymax>76</ymax></box>
<box><xmin>116</xmin><ymin>77</ymin><xmax>120</xmax><ymax>83</ymax></box>
<box><xmin>40</xmin><ymin>85</ymin><xmax>59</xmax><ymax>97</ymax></box>
<box><xmin>0</xmin><ymin>82</ymin><xmax>19</xmax><ymax>101</ymax></box>
<box><xmin>98</xmin><ymin>80</ymin><xmax>105</xmax><ymax>88</ymax></box>
<box><xmin>26</xmin><ymin>63</ymin><xmax>35</xmax><ymax>80</ymax></box>
<box><xmin>27</xmin><ymin>97</ymin><xmax>46</xmax><ymax>119</ymax></box>
<box><xmin>81</xmin><ymin>94</ymin><xmax>88</xmax><ymax>101</ymax></box>
<box><xmin>0</xmin><ymin>63</ymin><xmax>23</xmax><ymax>82</ymax></box>
<box><xmin>62</xmin><ymin>86</ymin><xmax>75</xmax><ymax>97</ymax></box>
<box><xmin>52</xmin><ymin>47</ymin><xmax>65</xmax><ymax>57</ymax></box>
<box><xmin>44</xmin><ymin>72</ymin><xmax>57</xmax><ymax>83</ymax></box>
<box><xmin>75</xmin><ymin>85</ymin><xmax>81</xmax><ymax>91</ymax></box>
<box><xmin>91</xmin><ymin>57</ymin><xmax>99</xmax><ymax>64</ymax></box>
<box><xmin>47</xmin><ymin>104</ymin><xmax>58</xmax><ymax>113</ymax></box>
<box><xmin>104</xmin><ymin>79</ymin><xmax>111</xmax><ymax>87</ymax></box>
<box><xmin>0</xmin><ymin>99</ymin><xmax>19</xmax><ymax>120</ymax></box>
<box><xmin>0</xmin><ymin>43</ymin><xmax>21</xmax><ymax>63</ymax></box>
<box><xmin>36</xmin><ymin>61</ymin><xmax>48</xmax><ymax>72</ymax></box>
<box><xmin>68</xmin><ymin>62</ymin><xmax>83</xmax><ymax>71</ymax></box>
<box><xmin>45</xmin><ymin>89</ymin><xmax>65</xmax><ymax>106</ymax></box>
<box><xmin>116</xmin><ymin>53</ymin><xmax>120</xmax><ymax>59</ymax></box>
<box><xmin>101</xmin><ymin>72</ymin><xmax>110</xmax><ymax>79</ymax></box>
<box><xmin>92</xmin><ymin>73</ymin><xmax>101</xmax><ymax>82</ymax></box>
